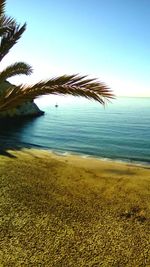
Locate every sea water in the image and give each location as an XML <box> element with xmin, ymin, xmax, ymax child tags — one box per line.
<box><xmin>0</xmin><ymin>97</ymin><xmax>150</xmax><ymax>164</ymax></box>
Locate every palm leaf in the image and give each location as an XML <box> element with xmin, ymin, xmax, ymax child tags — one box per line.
<box><xmin>0</xmin><ymin>15</ymin><xmax>17</xmax><ymax>35</ymax></box>
<box><xmin>0</xmin><ymin>74</ymin><xmax>114</xmax><ymax>111</ymax></box>
<box><xmin>0</xmin><ymin>0</ymin><xmax>5</xmax><ymax>18</ymax></box>
<box><xmin>0</xmin><ymin>22</ymin><xmax>26</xmax><ymax>62</ymax></box>
<box><xmin>0</xmin><ymin>62</ymin><xmax>33</xmax><ymax>83</ymax></box>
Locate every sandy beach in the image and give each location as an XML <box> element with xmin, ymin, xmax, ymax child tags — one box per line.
<box><xmin>0</xmin><ymin>148</ymin><xmax>150</xmax><ymax>266</ymax></box>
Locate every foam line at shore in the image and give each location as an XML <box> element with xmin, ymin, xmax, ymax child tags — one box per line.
<box><xmin>33</xmin><ymin>148</ymin><xmax>150</xmax><ymax>168</ymax></box>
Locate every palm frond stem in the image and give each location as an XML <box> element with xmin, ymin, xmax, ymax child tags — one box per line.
<box><xmin>0</xmin><ymin>75</ymin><xmax>114</xmax><ymax>112</ymax></box>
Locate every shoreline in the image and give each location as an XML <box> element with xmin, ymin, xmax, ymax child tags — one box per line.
<box><xmin>29</xmin><ymin>147</ymin><xmax>150</xmax><ymax>168</ymax></box>
<box><xmin>7</xmin><ymin>148</ymin><xmax>149</xmax><ymax>173</ymax></box>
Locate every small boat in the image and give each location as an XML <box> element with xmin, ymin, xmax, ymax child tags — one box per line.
<box><xmin>55</xmin><ymin>104</ymin><xmax>58</xmax><ymax>108</ymax></box>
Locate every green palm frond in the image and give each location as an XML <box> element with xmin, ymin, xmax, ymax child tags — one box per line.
<box><xmin>0</xmin><ymin>75</ymin><xmax>114</xmax><ymax>112</ymax></box>
<box><xmin>0</xmin><ymin>22</ymin><xmax>26</xmax><ymax>62</ymax></box>
<box><xmin>0</xmin><ymin>62</ymin><xmax>33</xmax><ymax>83</ymax></box>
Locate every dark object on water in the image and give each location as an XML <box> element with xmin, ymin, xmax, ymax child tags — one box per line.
<box><xmin>55</xmin><ymin>104</ymin><xmax>58</xmax><ymax>108</ymax></box>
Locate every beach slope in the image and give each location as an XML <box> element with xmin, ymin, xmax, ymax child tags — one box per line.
<box><xmin>0</xmin><ymin>149</ymin><xmax>150</xmax><ymax>266</ymax></box>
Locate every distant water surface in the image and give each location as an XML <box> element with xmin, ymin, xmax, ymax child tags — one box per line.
<box><xmin>0</xmin><ymin>97</ymin><xmax>150</xmax><ymax>164</ymax></box>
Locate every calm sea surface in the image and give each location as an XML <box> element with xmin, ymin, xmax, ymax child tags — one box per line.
<box><xmin>0</xmin><ymin>97</ymin><xmax>150</xmax><ymax>164</ymax></box>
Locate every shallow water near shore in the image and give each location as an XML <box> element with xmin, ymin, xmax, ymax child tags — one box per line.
<box><xmin>0</xmin><ymin>96</ymin><xmax>150</xmax><ymax>164</ymax></box>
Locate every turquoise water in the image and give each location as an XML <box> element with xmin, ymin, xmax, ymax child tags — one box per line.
<box><xmin>0</xmin><ymin>97</ymin><xmax>150</xmax><ymax>164</ymax></box>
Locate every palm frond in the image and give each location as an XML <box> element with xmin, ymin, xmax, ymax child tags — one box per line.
<box><xmin>0</xmin><ymin>62</ymin><xmax>33</xmax><ymax>83</ymax></box>
<box><xmin>0</xmin><ymin>15</ymin><xmax>17</xmax><ymax>35</ymax></box>
<box><xmin>0</xmin><ymin>22</ymin><xmax>26</xmax><ymax>62</ymax></box>
<box><xmin>0</xmin><ymin>0</ymin><xmax>5</xmax><ymax>18</ymax></box>
<box><xmin>0</xmin><ymin>75</ymin><xmax>114</xmax><ymax>112</ymax></box>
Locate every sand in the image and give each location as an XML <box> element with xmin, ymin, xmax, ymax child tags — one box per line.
<box><xmin>0</xmin><ymin>149</ymin><xmax>150</xmax><ymax>266</ymax></box>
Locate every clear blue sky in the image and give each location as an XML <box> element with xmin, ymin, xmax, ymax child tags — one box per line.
<box><xmin>3</xmin><ymin>0</ymin><xmax>150</xmax><ymax>96</ymax></box>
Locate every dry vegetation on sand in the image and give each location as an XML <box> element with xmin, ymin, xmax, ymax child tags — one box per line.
<box><xmin>0</xmin><ymin>149</ymin><xmax>150</xmax><ymax>266</ymax></box>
